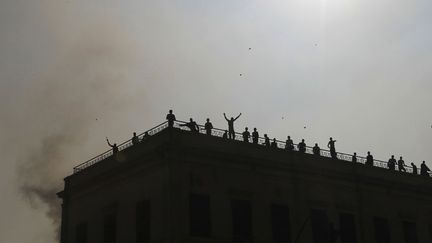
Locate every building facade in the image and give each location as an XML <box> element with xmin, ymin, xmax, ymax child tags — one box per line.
<box><xmin>58</xmin><ymin>122</ymin><xmax>432</xmax><ymax>243</ymax></box>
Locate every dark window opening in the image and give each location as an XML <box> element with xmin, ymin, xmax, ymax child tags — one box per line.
<box><xmin>402</xmin><ymin>221</ymin><xmax>418</xmax><ymax>243</ymax></box>
<box><xmin>136</xmin><ymin>200</ymin><xmax>151</xmax><ymax>243</ymax></box>
<box><xmin>374</xmin><ymin>217</ymin><xmax>391</xmax><ymax>243</ymax></box>
<box><xmin>339</xmin><ymin>213</ymin><xmax>357</xmax><ymax>243</ymax></box>
<box><xmin>271</xmin><ymin>204</ymin><xmax>291</xmax><ymax>243</ymax></box>
<box><xmin>231</xmin><ymin>199</ymin><xmax>252</xmax><ymax>243</ymax></box>
<box><xmin>310</xmin><ymin>209</ymin><xmax>329</xmax><ymax>243</ymax></box>
<box><xmin>103</xmin><ymin>211</ymin><xmax>117</xmax><ymax>243</ymax></box>
<box><xmin>189</xmin><ymin>194</ymin><xmax>211</xmax><ymax>237</ymax></box>
<box><xmin>75</xmin><ymin>222</ymin><xmax>87</xmax><ymax>243</ymax></box>
<box><xmin>429</xmin><ymin>224</ymin><xmax>432</xmax><ymax>243</ymax></box>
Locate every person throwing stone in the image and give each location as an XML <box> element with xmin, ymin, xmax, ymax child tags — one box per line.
<box><xmin>328</xmin><ymin>137</ymin><xmax>337</xmax><ymax>159</ymax></box>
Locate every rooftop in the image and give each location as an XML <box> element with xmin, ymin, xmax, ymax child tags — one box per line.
<box><xmin>72</xmin><ymin>120</ymin><xmax>430</xmax><ymax>177</ymax></box>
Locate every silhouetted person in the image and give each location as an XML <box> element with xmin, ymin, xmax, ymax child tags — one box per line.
<box><xmin>132</xmin><ymin>132</ymin><xmax>139</xmax><ymax>145</ymax></box>
<box><xmin>271</xmin><ymin>138</ymin><xmax>278</xmax><ymax>148</ymax></box>
<box><xmin>224</xmin><ymin>112</ymin><xmax>241</xmax><ymax>139</ymax></box>
<box><xmin>411</xmin><ymin>163</ymin><xmax>418</xmax><ymax>175</ymax></box>
<box><xmin>263</xmin><ymin>134</ymin><xmax>270</xmax><ymax>148</ymax></box>
<box><xmin>298</xmin><ymin>139</ymin><xmax>306</xmax><ymax>153</ymax></box>
<box><xmin>222</xmin><ymin>130</ymin><xmax>228</xmax><ymax>139</ymax></box>
<box><xmin>388</xmin><ymin>155</ymin><xmax>396</xmax><ymax>171</ymax></box>
<box><xmin>242</xmin><ymin>127</ymin><xmax>250</xmax><ymax>142</ymax></box>
<box><xmin>180</xmin><ymin>118</ymin><xmax>199</xmax><ymax>132</ymax></box>
<box><xmin>352</xmin><ymin>152</ymin><xmax>357</xmax><ymax>163</ymax></box>
<box><xmin>252</xmin><ymin>128</ymin><xmax>259</xmax><ymax>144</ymax></box>
<box><xmin>313</xmin><ymin>143</ymin><xmax>320</xmax><ymax>156</ymax></box>
<box><xmin>328</xmin><ymin>137</ymin><xmax>337</xmax><ymax>159</ymax></box>
<box><xmin>285</xmin><ymin>136</ymin><xmax>294</xmax><ymax>151</ymax></box>
<box><xmin>420</xmin><ymin>161</ymin><xmax>430</xmax><ymax>177</ymax></box>
<box><xmin>204</xmin><ymin>118</ymin><xmax>213</xmax><ymax>135</ymax></box>
<box><xmin>166</xmin><ymin>109</ymin><xmax>176</xmax><ymax>128</ymax></box>
<box><xmin>366</xmin><ymin>151</ymin><xmax>373</xmax><ymax>166</ymax></box>
<box><xmin>106</xmin><ymin>138</ymin><xmax>118</xmax><ymax>154</ymax></box>
<box><xmin>398</xmin><ymin>156</ymin><xmax>406</xmax><ymax>172</ymax></box>
<box><xmin>141</xmin><ymin>132</ymin><xmax>150</xmax><ymax>142</ymax></box>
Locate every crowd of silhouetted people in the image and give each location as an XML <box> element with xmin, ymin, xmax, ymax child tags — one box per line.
<box><xmin>106</xmin><ymin>110</ymin><xmax>431</xmax><ymax>177</ymax></box>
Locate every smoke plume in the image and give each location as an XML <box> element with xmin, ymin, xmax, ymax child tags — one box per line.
<box><xmin>15</xmin><ymin>19</ymin><xmax>139</xmax><ymax>240</ymax></box>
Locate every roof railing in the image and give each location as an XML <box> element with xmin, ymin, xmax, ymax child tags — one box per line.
<box><xmin>73</xmin><ymin>121</ymin><xmax>168</xmax><ymax>173</ymax></box>
<box><xmin>73</xmin><ymin>120</ymin><xmax>426</xmax><ymax>176</ymax></box>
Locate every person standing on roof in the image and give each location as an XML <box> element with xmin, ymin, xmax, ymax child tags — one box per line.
<box><xmin>328</xmin><ymin>137</ymin><xmax>337</xmax><ymax>159</ymax></box>
<box><xmin>180</xmin><ymin>118</ymin><xmax>199</xmax><ymax>132</ymax></box>
<box><xmin>411</xmin><ymin>163</ymin><xmax>418</xmax><ymax>175</ymax></box>
<box><xmin>285</xmin><ymin>136</ymin><xmax>294</xmax><ymax>151</ymax></box>
<box><xmin>271</xmin><ymin>138</ymin><xmax>278</xmax><ymax>148</ymax></box>
<box><xmin>204</xmin><ymin>118</ymin><xmax>213</xmax><ymax>135</ymax></box>
<box><xmin>132</xmin><ymin>132</ymin><xmax>139</xmax><ymax>145</ymax></box>
<box><xmin>366</xmin><ymin>151</ymin><xmax>374</xmax><ymax>166</ymax></box>
<box><xmin>252</xmin><ymin>128</ymin><xmax>259</xmax><ymax>144</ymax></box>
<box><xmin>263</xmin><ymin>134</ymin><xmax>270</xmax><ymax>148</ymax></box>
<box><xmin>313</xmin><ymin>143</ymin><xmax>320</xmax><ymax>156</ymax></box>
<box><xmin>298</xmin><ymin>139</ymin><xmax>306</xmax><ymax>153</ymax></box>
<box><xmin>420</xmin><ymin>161</ymin><xmax>430</xmax><ymax>177</ymax></box>
<box><xmin>398</xmin><ymin>156</ymin><xmax>406</xmax><ymax>172</ymax></box>
<box><xmin>242</xmin><ymin>127</ymin><xmax>250</xmax><ymax>142</ymax></box>
<box><xmin>224</xmin><ymin>112</ymin><xmax>242</xmax><ymax>139</ymax></box>
<box><xmin>388</xmin><ymin>155</ymin><xmax>396</xmax><ymax>171</ymax></box>
<box><xmin>166</xmin><ymin>110</ymin><xmax>176</xmax><ymax>128</ymax></box>
<box><xmin>352</xmin><ymin>152</ymin><xmax>357</xmax><ymax>163</ymax></box>
<box><xmin>141</xmin><ymin>132</ymin><xmax>150</xmax><ymax>142</ymax></box>
<box><xmin>106</xmin><ymin>137</ymin><xmax>119</xmax><ymax>154</ymax></box>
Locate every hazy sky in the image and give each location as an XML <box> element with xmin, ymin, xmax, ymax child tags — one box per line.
<box><xmin>1</xmin><ymin>0</ymin><xmax>432</xmax><ymax>242</ymax></box>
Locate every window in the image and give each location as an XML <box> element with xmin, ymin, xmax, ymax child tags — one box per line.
<box><xmin>136</xmin><ymin>200</ymin><xmax>151</xmax><ymax>243</ymax></box>
<box><xmin>189</xmin><ymin>194</ymin><xmax>211</xmax><ymax>237</ymax></box>
<box><xmin>271</xmin><ymin>204</ymin><xmax>291</xmax><ymax>243</ymax></box>
<box><xmin>339</xmin><ymin>213</ymin><xmax>357</xmax><ymax>243</ymax></box>
<box><xmin>231</xmin><ymin>199</ymin><xmax>252</xmax><ymax>243</ymax></box>
<box><xmin>75</xmin><ymin>222</ymin><xmax>87</xmax><ymax>243</ymax></box>
<box><xmin>429</xmin><ymin>224</ymin><xmax>432</xmax><ymax>242</ymax></box>
<box><xmin>402</xmin><ymin>221</ymin><xmax>418</xmax><ymax>243</ymax></box>
<box><xmin>374</xmin><ymin>217</ymin><xmax>391</xmax><ymax>243</ymax></box>
<box><xmin>310</xmin><ymin>209</ymin><xmax>329</xmax><ymax>243</ymax></box>
<box><xmin>103</xmin><ymin>211</ymin><xmax>117</xmax><ymax>243</ymax></box>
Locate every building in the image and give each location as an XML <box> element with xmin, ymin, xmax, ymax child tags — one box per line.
<box><xmin>57</xmin><ymin>120</ymin><xmax>432</xmax><ymax>243</ymax></box>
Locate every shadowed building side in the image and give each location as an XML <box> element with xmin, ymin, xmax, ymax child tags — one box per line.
<box><xmin>58</xmin><ymin>127</ymin><xmax>432</xmax><ymax>243</ymax></box>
